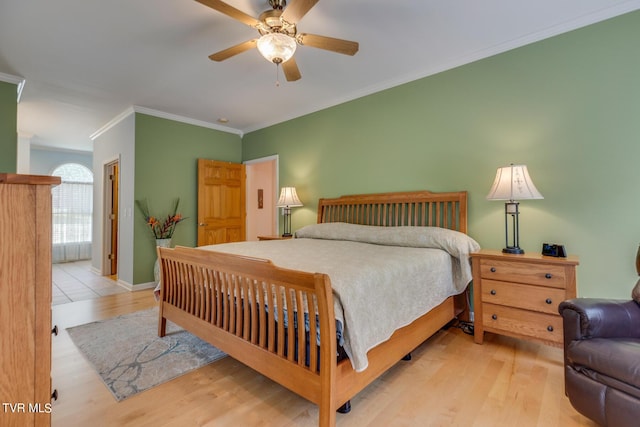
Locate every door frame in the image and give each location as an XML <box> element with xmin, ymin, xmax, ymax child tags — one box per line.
<box><xmin>244</xmin><ymin>155</ymin><xmax>279</xmax><ymax>238</ymax></box>
<box><xmin>102</xmin><ymin>157</ymin><xmax>120</xmax><ymax>277</ymax></box>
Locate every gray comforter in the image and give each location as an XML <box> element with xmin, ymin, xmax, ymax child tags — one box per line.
<box><xmin>201</xmin><ymin>223</ymin><xmax>480</xmax><ymax>372</ymax></box>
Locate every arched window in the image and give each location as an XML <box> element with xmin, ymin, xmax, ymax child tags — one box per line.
<box><xmin>51</xmin><ymin>163</ymin><xmax>93</xmax><ymax>263</ymax></box>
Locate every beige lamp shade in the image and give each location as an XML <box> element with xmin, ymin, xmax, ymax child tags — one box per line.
<box><xmin>276</xmin><ymin>187</ymin><xmax>303</xmax><ymax>208</ymax></box>
<box><xmin>486</xmin><ymin>164</ymin><xmax>543</xmax><ymax>201</ymax></box>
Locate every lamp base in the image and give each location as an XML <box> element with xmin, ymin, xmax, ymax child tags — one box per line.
<box><xmin>502</xmin><ymin>246</ymin><xmax>524</xmax><ymax>255</ymax></box>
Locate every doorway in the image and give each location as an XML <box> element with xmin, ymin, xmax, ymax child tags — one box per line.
<box><xmin>245</xmin><ymin>155</ymin><xmax>279</xmax><ymax>241</ymax></box>
<box><xmin>103</xmin><ymin>160</ymin><xmax>119</xmax><ymax>278</ymax></box>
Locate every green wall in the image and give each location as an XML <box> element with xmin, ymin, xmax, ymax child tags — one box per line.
<box><xmin>242</xmin><ymin>11</ymin><xmax>640</xmax><ymax>299</ymax></box>
<box><xmin>0</xmin><ymin>81</ymin><xmax>17</xmax><ymax>173</ymax></box>
<box><xmin>133</xmin><ymin>113</ymin><xmax>242</xmax><ymax>283</ymax></box>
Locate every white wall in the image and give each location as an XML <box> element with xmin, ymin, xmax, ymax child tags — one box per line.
<box><xmin>30</xmin><ymin>146</ymin><xmax>92</xmax><ymax>175</ymax></box>
<box><xmin>92</xmin><ymin>113</ymin><xmax>135</xmax><ymax>285</ymax></box>
<box><xmin>17</xmin><ymin>135</ymin><xmax>31</xmax><ymax>173</ymax></box>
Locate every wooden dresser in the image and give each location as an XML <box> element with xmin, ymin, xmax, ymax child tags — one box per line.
<box><xmin>0</xmin><ymin>174</ymin><xmax>60</xmax><ymax>426</ymax></box>
<box><xmin>471</xmin><ymin>249</ymin><xmax>579</xmax><ymax>347</ymax></box>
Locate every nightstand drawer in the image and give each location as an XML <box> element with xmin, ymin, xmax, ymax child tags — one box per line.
<box><xmin>482</xmin><ymin>303</ymin><xmax>563</xmax><ymax>345</ymax></box>
<box><xmin>481</xmin><ymin>280</ymin><xmax>566</xmax><ymax>315</ymax></box>
<box><xmin>479</xmin><ymin>259</ymin><xmax>567</xmax><ymax>289</ymax></box>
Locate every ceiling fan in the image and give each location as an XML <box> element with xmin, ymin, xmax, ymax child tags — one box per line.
<box><xmin>196</xmin><ymin>0</ymin><xmax>359</xmax><ymax>82</ymax></box>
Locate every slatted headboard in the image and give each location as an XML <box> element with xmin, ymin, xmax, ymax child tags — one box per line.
<box><xmin>317</xmin><ymin>190</ymin><xmax>468</xmax><ymax>234</ymax></box>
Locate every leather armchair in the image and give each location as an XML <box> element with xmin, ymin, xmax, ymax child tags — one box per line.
<box><xmin>558</xmin><ymin>298</ymin><xmax>640</xmax><ymax>426</ymax></box>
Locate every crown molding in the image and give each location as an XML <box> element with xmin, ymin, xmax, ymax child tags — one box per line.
<box><xmin>0</xmin><ymin>72</ymin><xmax>23</xmax><ymax>85</ymax></box>
<box><xmin>90</xmin><ymin>106</ymin><xmax>135</xmax><ymax>141</ymax></box>
<box><xmin>133</xmin><ymin>106</ymin><xmax>244</xmax><ymax>137</ymax></box>
<box><xmin>91</xmin><ymin>105</ymin><xmax>243</xmax><ymax>141</ymax></box>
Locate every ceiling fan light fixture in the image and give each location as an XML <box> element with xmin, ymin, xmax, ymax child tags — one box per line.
<box><xmin>257</xmin><ymin>33</ymin><xmax>297</xmax><ymax>64</ymax></box>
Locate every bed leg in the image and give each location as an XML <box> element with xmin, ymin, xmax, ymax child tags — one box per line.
<box><xmin>158</xmin><ymin>316</ymin><xmax>167</xmax><ymax>337</ymax></box>
<box><xmin>402</xmin><ymin>353</ymin><xmax>411</xmax><ymax>361</ymax></box>
<box><xmin>319</xmin><ymin>402</ymin><xmax>338</xmax><ymax>427</ymax></box>
<box><xmin>337</xmin><ymin>400</ymin><xmax>351</xmax><ymax>414</ymax></box>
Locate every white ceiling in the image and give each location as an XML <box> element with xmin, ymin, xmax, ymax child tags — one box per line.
<box><xmin>1</xmin><ymin>0</ymin><xmax>639</xmax><ymax>152</ymax></box>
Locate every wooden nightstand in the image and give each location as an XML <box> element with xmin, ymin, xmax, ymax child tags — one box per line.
<box><xmin>470</xmin><ymin>249</ymin><xmax>579</xmax><ymax>347</ymax></box>
<box><xmin>257</xmin><ymin>235</ymin><xmax>293</xmax><ymax>241</ymax></box>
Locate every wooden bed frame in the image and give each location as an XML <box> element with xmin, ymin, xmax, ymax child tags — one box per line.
<box><xmin>157</xmin><ymin>190</ymin><xmax>468</xmax><ymax>427</ymax></box>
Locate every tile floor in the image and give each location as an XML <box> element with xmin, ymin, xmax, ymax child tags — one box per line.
<box><xmin>52</xmin><ymin>260</ymin><xmax>128</xmax><ymax>305</ymax></box>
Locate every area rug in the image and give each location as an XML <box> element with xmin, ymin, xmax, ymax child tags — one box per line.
<box><xmin>66</xmin><ymin>308</ymin><xmax>226</xmax><ymax>401</ymax></box>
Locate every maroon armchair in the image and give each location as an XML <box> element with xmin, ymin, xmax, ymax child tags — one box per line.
<box><xmin>558</xmin><ymin>298</ymin><xmax>640</xmax><ymax>426</ymax></box>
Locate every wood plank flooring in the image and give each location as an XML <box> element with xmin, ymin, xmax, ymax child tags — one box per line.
<box><xmin>51</xmin><ymin>291</ymin><xmax>595</xmax><ymax>426</ymax></box>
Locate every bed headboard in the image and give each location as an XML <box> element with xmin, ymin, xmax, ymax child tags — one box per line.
<box><xmin>317</xmin><ymin>190</ymin><xmax>468</xmax><ymax>234</ymax></box>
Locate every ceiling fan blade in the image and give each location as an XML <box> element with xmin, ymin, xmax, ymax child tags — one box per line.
<box><xmin>282</xmin><ymin>57</ymin><xmax>302</xmax><ymax>81</ymax></box>
<box><xmin>195</xmin><ymin>0</ymin><xmax>261</xmax><ymax>27</ymax></box>
<box><xmin>298</xmin><ymin>33</ymin><xmax>359</xmax><ymax>56</ymax></box>
<box><xmin>209</xmin><ymin>39</ymin><xmax>257</xmax><ymax>61</ymax></box>
<box><xmin>281</xmin><ymin>0</ymin><xmax>318</xmax><ymax>24</ymax></box>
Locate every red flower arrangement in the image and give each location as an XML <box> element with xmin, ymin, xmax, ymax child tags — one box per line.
<box><xmin>136</xmin><ymin>198</ymin><xmax>186</xmax><ymax>239</ymax></box>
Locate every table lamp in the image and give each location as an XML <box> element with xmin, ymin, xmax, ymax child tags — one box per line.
<box><xmin>486</xmin><ymin>164</ymin><xmax>543</xmax><ymax>254</ymax></box>
<box><xmin>276</xmin><ymin>187</ymin><xmax>303</xmax><ymax>237</ymax></box>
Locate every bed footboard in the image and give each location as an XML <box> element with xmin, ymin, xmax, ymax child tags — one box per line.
<box><xmin>157</xmin><ymin>246</ymin><xmax>338</xmax><ymax>427</ymax></box>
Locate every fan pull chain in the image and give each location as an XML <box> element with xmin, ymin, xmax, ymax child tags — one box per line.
<box><xmin>275</xmin><ymin>63</ymin><xmax>281</xmax><ymax>87</ymax></box>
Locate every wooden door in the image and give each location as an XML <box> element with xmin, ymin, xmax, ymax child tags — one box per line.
<box><xmin>197</xmin><ymin>159</ymin><xmax>246</xmax><ymax>246</ymax></box>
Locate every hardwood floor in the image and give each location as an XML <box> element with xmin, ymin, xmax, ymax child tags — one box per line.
<box><xmin>51</xmin><ymin>291</ymin><xmax>595</xmax><ymax>427</ymax></box>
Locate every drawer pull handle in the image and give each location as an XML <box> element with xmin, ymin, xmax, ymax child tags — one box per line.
<box><xmin>547</xmin><ymin>325</ymin><xmax>554</xmax><ymax>332</ymax></box>
<box><xmin>52</xmin><ymin>325</ymin><xmax>58</xmax><ymax>336</ymax></box>
<box><xmin>491</xmin><ymin>314</ymin><xmax>498</xmax><ymax>320</ymax></box>
<box><xmin>545</xmin><ymin>298</ymin><xmax>553</xmax><ymax>305</ymax></box>
<box><xmin>490</xmin><ymin>289</ymin><xmax>496</xmax><ymax>295</ymax></box>
<box><xmin>545</xmin><ymin>273</ymin><xmax>552</xmax><ymax>279</ymax></box>
<box><xmin>490</xmin><ymin>267</ymin><xmax>497</xmax><ymax>273</ymax></box>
